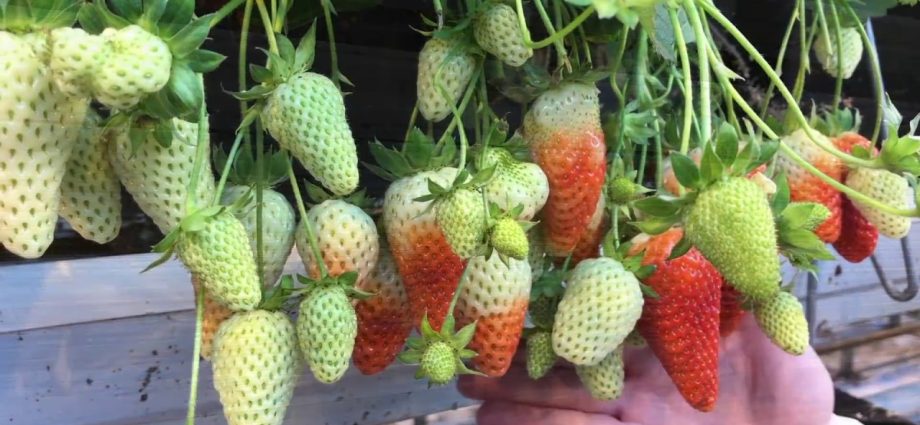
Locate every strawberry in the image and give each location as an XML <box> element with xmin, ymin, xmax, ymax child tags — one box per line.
<box><xmin>664</xmin><ymin>149</ymin><xmax>770</xmax><ymax>195</ymax></box>
<box><xmin>634</xmin><ymin>228</ymin><xmax>721</xmax><ymax>412</ymax></box>
<box><xmin>421</xmin><ymin>341</ymin><xmax>458</xmax><ymax>385</ymax></box>
<box><xmin>353</xmin><ymin>245</ymin><xmax>413</xmax><ymax>375</ymax></box>
<box><xmin>296</xmin><ymin>276</ymin><xmax>359</xmax><ymax>383</ymax></box>
<box><xmin>297</xmin><ymin>199</ymin><xmax>379</xmax><ymax>282</ymax></box>
<box><xmin>49</xmin><ymin>27</ymin><xmax>106</xmax><ymax>97</ymax></box>
<box><xmin>569</xmin><ymin>193</ymin><xmax>607</xmax><ymax>265</ymax></box>
<box><xmin>177</xmin><ymin>210</ymin><xmax>262</xmax><ymax>311</ymax></box>
<box><xmin>775</xmin><ymin>129</ymin><xmax>844</xmax><ymax>243</ymax></box>
<box><xmin>91</xmin><ymin>25</ymin><xmax>172</xmax><ymax>110</ymax></box>
<box><xmin>455</xmin><ymin>252</ymin><xmax>532</xmax><ymax>376</ymax></box>
<box><xmin>832</xmin><ymin>132</ymin><xmax>879</xmax><ymax>262</ymax></box>
<box><xmin>417</xmin><ymin>37</ymin><xmax>476</xmax><ymax>122</ymax></box>
<box><xmin>685</xmin><ymin>177</ymin><xmax>781</xmax><ymax>304</ymax></box>
<box><xmin>473</xmin><ymin>3</ymin><xmax>533</xmax><ymax>67</ymax></box>
<box><xmin>212</xmin><ymin>309</ymin><xmax>300</xmax><ymax>425</ymax></box>
<box><xmin>0</xmin><ymin>31</ymin><xmax>89</xmax><ymax>258</ymax></box>
<box><xmin>490</xmin><ymin>217</ymin><xmax>530</xmax><ymax>260</ymax></box>
<box><xmin>437</xmin><ymin>187</ymin><xmax>488</xmax><ymax>258</ymax></box>
<box><xmin>754</xmin><ymin>291</ymin><xmax>809</xmax><ymax>355</ymax></box>
<box><xmin>191</xmin><ymin>276</ymin><xmax>234</xmax><ymax>361</ymax></box>
<box><xmin>221</xmin><ymin>186</ymin><xmax>296</xmax><ymax>286</ymax></box>
<box><xmin>719</xmin><ymin>282</ymin><xmax>746</xmax><ymax>337</ymax></box>
<box><xmin>814</xmin><ymin>27</ymin><xmax>863</xmax><ymax>79</ymax></box>
<box><xmin>524</xmin><ymin>83</ymin><xmax>607</xmax><ymax>257</ymax></box>
<box><xmin>262</xmin><ymin>72</ymin><xmax>359</xmax><ymax>196</ymax></box>
<box><xmin>109</xmin><ymin>118</ymin><xmax>216</xmax><ymax>233</ymax></box>
<box><xmin>845</xmin><ymin>168</ymin><xmax>913</xmax><ymax>239</ymax></box>
<box><xmin>397</xmin><ymin>313</ymin><xmax>481</xmax><ymax>386</ymax></box>
<box><xmin>59</xmin><ymin>110</ymin><xmax>122</xmax><ymax>244</ymax></box>
<box><xmin>480</xmin><ymin>147</ymin><xmax>549</xmax><ymax>221</ymax></box>
<box><xmin>553</xmin><ymin>257</ymin><xmax>644</xmax><ymax>366</ymax></box>
<box><xmin>575</xmin><ymin>345</ymin><xmax>625</xmax><ymax>401</ymax></box>
<box><xmin>526</xmin><ymin>330</ymin><xmax>556</xmax><ymax>379</ymax></box>
<box><xmin>833</xmin><ymin>197</ymin><xmax>879</xmax><ymax>262</ymax></box>
<box><xmin>384</xmin><ymin>167</ymin><xmax>467</xmax><ymax>330</ymax></box>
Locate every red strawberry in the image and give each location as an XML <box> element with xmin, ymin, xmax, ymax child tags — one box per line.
<box><xmin>524</xmin><ymin>83</ymin><xmax>607</xmax><ymax>257</ymax></box>
<box><xmin>719</xmin><ymin>283</ymin><xmax>745</xmax><ymax>337</ymax></box>
<box><xmin>831</xmin><ymin>133</ymin><xmax>879</xmax><ymax>263</ymax></box>
<box><xmin>634</xmin><ymin>228</ymin><xmax>722</xmax><ymax>412</ymax></box>
<box><xmin>353</xmin><ymin>244</ymin><xmax>413</xmax><ymax>375</ymax></box>
<box><xmin>455</xmin><ymin>253</ymin><xmax>531</xmax><ymax>376</ymax></box>
<box><xmin>775</xmin><ymin>129</ymin><xmax>843</xmax><ymax>243</ymax></box>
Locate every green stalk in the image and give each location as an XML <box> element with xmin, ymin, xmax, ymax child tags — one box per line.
<box><xmin>288</xmin><ymin>161</ymin><xmax>329</xmax><ymax>277</ymax></box>
<box><xmin>239</xmin><ymin>0</ymin><xmax>254</xmax><ymax>135</ymax></box>
<box><xmin>210</xmin><ymin>0</ymin><xmax>248</xmax><ymax>27</ymax></box>
<box><xmin>790</xmin><ymin>4</ymin><xmax>819</xmax><ymax>106</ymax></box>
<box><xmin>185</xmin><ymin>100</ymin><xmax>210</xmax><ymax>212</ymax></box>
<box><xmin>405</xmin><ymin>100</ymin><xmax>420</xmax><ymax>141</ymax></box>
<box><xmin>533</xmin><ymin>0</ymin><xmax>569</xmax><ymax>71</ymax></box>
<box><xmin>438</xmin><ymin>69</ymin><xmax>482</xmax><ymax>146</ymax></box>
<box><xmin>255</xmin><ymin>0</ymin><xmax>279</xmax><ymax>54</ymax></box>
<box><xmin>839</xmin><ymin>0</ymin><xmax>884</xmax><ymax>143</ymax></box>
<box><xmin>705</xmin><ymin>44</ymin><xmax>918</xmax><ymax>217</ymax></box>
<box><xmin>445</xmin><ymin>263</ymin><xmax>472</xmax><ymax>322</ymax></box>
<box><xmin>634</xmin><ymin>30</ymin><xmax>650</xmax><ymax>180</ymax></box>
<box><xmin>828</xmin><ymin>0</ymin><xmax>844</xmax><ymax>107</ymax></box>
<box><xmin>433</xmin><ymin>0</ymin><xmax>444</xmax><ymax>28</ymax></box>
<box><xmin>185</xmin><ymin>284</ymin><xmax>206</xmax><ymax>425</ymax></box>
<box><xmin>669</xmin><ymin>7</ymin><xmax>694</xmax><ymax>154</ymax></box>
<box><xmin>608</xmin><ymin>28</ymin><xmax>630</xmax><ymax>108</ymax></box>
<box><xmin>696</xmin><ymin>0</ymin><xmax>878</xmax><ymax>169</ymax></box>
<box><xmin>684</xmin><ymin>0</ymin><xmax>712</xmax><ymax>142</ymax></box>
<box><xmin>321</xmin><ymin>0</ymin><xmax>342</xmax><ymax>89</ymax></box>
<box><xmin>759</xmin><ymin>0</ymin><xmax>800</xmax><ymax>120</ymax></box>
<box><xmin>254</xmin><ymin>124</ymin><xmax>266</xmax><ymax>287</ymax></box>
<box><xmin>514</xmin><ymin>0</ymin><xmax>595</xmax><ymax>49</ymax></box>
<box><xmin>214</xmin><ymin>132</ymin><xmax>247</xmax><ymax>203</ymax></box>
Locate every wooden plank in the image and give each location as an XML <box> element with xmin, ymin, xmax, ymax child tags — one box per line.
<box><xmin>0</xmin><ymin>252</ymin><xmax>305</xmax><ymax>334</ymax></box>
<box><xmin>0</xmin><ymin>311</ymin><xmax>473</xmax><ymax>425</ymax></box>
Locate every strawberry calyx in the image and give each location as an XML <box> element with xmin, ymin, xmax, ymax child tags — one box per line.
<box><xmin>0</xmin><ymin>0</ymin><xmax>80</xmax><ymax>32</ymax></box>
<box><xmin>770</xmin><ymin>174</ymin><xmax>835</xmax><ymax>273</ymax></box>
<box><xmin>633</xmin><ymin>122</ymin><xmax>778</xmax><ymax>235</ymax></box>
<box><xmin>486</xmin><ymin>203</ymin><xmax>535</xmax><ymax>263</ymax></box>
<box><xmin>366</xmin><ymin>128</ymin><xmax>458</xmax><ymax>181</ymax></box>
<box><xmin>397</xmin><ymin>313</ymin><xmax>483</xmax><ymax>387</ymax></box>
<box><xmin>213</xmin><ymin>144</ymin><xmax>290</xmax><ymax>189</ymax></box>
<box><xmin>294</xmin><ymin>271</ymin><xmax>372</xmax><ymax>301</ymax></box>
<box><xmin>80</xmin><ymin>0</ymin><xmax>225</xmax><ymax>122</ymax></box>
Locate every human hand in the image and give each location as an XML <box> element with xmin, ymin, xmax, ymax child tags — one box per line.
<box><xmin>458</xmin><ymin>315</ymin><xmax>836</xmax><ymax>425</ymax></box>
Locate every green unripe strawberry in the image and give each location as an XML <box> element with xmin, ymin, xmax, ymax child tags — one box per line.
<box><xmin>212</xmin><ymin>310</ymin><xmax>300</xmax><ymax>425</ymax></box>
<box><xmin>92</xmin><ymin>25</ymin><xmax>172</xmax><ymax>110</ymax></box>
<box><xmin>553</xmin><ymin>258</ymin><xmax>643</xmax><ymax>366</ymax></box>
<box><xmin>417</xmin><ymin>38</ymin><xmax>476</xmax><ymax>122</ymax></box>
<box><xmin>297</xmin><ymin>285</ymin><xmax>357</xmax><ymax>383</ymax></box>
<box><xmin>526</xmin><ymin>331</ymin><xmax>556</xmax><ymax>380</ymax></box>
<box><xmin>608</xmin><ymin>177</ymin><xmax>638</xmax><ymax>205</ymax></box>
<box><xmin>59</xmin><ymin>110</ymin><xmax>121</xmax><ymax>244</ymax></box>
<box><xmin>297</xmin><ymin>199</ymin><xmax>379</xmax><ymax>282</ymax></box>
<box><xmin>177</xmin><ymin>210</ymin><xmax>262</xmax><ymax>311</ymax></box>
<box><xmin>262</xmin><ymin>72</ymin><xmax>359</xmax><ymax>196</ymax></box>
<box><xmin>49</xmin><ymin>27</ymin><xmax>107</xmax><ymax>97</ymax></box>
<box><xmin>480</xmin><ymin>147</ymin><xmax>549</xmax><ymax>220</ymax></box>
<box><xmin>490</xmin><ymin>217</ymin><xmax>529</xmax><ymax>259</ymax></box>
<box><xmin>685</xmin><ymin>177</ymin><xmax>781</xmax><ymax>303</ymax></box>
<box><xmin>421</xmin><ymin>341</ymin><xmax>458</xmax><ymax>386</ymax></box>
<box><xmin>109</xmin><ymin>118</ymin><xmax>216</xmax><ymax>233</ymax></box>
<box><xmin>575</xmin><ymin>345</ymin><xmax>625</xmax><ymax>401</ymax></box>
<box><xmin>754</xmin><ymin>291</ymin><xmax>809</xmax><ymax>355</ymax></box>
<box><xmin>845</xmin><ymin>168</ymin><xmax>913</xmax><ymax>239</ymax></box>
<box><xmin>528</xmin><ymin>295</ymin><xmax>558</xmax><ymax>330</ymax></box>
<box><xmin>221</xmin><ymin>186</ymin><xmax>296</xmax><ymax>286</ymax></box>
<box><xmin>814</xmin><ymin>27</ymin><xmax>863</xmax><ymax>79</ymax></box>
<box><xmin>473</xmin><ymin>3</ymin><xmax>533</xmax><ymax>67</ymax></box>
<box><xmin>0</xmin><ymin>32</ymin><xmax>89</xmax><ymax>259</ymax></box>
<box><xmin>437</xmin><ymin>188</ymin><xmax>487</xmax><ymax>258</ymax></box>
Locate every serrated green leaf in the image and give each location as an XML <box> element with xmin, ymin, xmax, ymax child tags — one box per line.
<box><xmin>669</xmin><ymin>152</ymin><xmax>701</xmax><ymax>190</ymax></box>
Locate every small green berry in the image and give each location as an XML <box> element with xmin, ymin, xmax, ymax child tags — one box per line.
<box><xmin>608</xmin><ymin>177</ymin><xmax>637</xmax><ymax>205</ymax></box>
<box><xmin>421</xmin><ymin>341</ymin><xmax>457</xmax><ymax>386</ymax></box>
<box><xmin>490</xmin><ymin>218</ymin><xmax>529</xmax><ymax>260</ymax></box>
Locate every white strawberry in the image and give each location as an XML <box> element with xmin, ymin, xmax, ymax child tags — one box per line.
<box><xmin>297</xmin><ymin>199</ymin><xmax>379</xmax><ymax>283</ymax></box>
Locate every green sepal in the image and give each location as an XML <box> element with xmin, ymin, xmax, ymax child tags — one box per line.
<box><xmin>771</xmin><ymin>173</ymin><xmax>791</xmax><ymax>216</ymax></box>
<box><xmin>397</xmin><ymin>350</ymin><xmax>422</xmax><ymax>364</ymax></box>
<box><xmin>138</xmin><ymin>0</ymin><xmax>167</xmax><ymax>30</ymax></box>
<box><xmin>157</xmin><ymin>0</ymin><xmax>194</xmax><ymax>36</ymax></box>
<box><xmin>249</xmin><ymin>64</ymin><xmax>273</xmax><ymax>84</ymax></box>
<box><xmin>639</xmin><ymin>281</ymin><xmax>660</xmax><ymax>298</ymax></box>
<box><xmin>259</xmin><ymin>275</ymin><xmax>296</xmax><ymax>311</ymax></box>
<box><xmin>667</xmin><ymin>235</ymin><xmax>692</xmax><ymax>260</ymax></box>
<box><xmin>715</xmin><ymin>122</ymin><xmax>739</xmax><ymax>167</ymax></box>
<box><xmin>78</xmin><ymin>1</ymin><xmax>131</xmax><ymax>33</ymax></box>
<box><xmin>699</xmin><ymin>142</ymin><xmax>724</xmax><ymax>185</ymax></box>
<box><xmin>669</xmin><ymin>152</ymin><xmax>701</xmax><ymax>190</ymax></box>
<box><xmin>168</xmin><ymin>15</ymin><xmax>213</xmax><ymax>58</ymax></box>
<box><xmin>186</xmin><ymin>50</ymin><xmax>225</xmax><ymax>73</ymax></box>
<box><xmin>294</xmin><ymin>22</ymin><xmax>318</xmax><ymax>71</ymax></box>
<box><xmin>142</xmin><ymin>226</ymin><xmax>181</xmax><ymax>272</ymax></box>
<box><xmin>109</xmin><ymin>0</ymin><xmax>142</xmax><ymax>22</ymax></box>
<box><xmin>152</xmin><ymin>119</ymin><xmax>174</xmax><ymax>147</ymax></box>
<box><xmin>631</xmin><ymin>215</ymin><xmax>680</xmax><ymax>236</ymax></box>
<box><xmin>633</xmin><ymin>195</ymin><xmax>685</xmax><ymax>217</ymax></box>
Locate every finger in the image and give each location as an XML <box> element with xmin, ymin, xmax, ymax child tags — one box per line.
<box><xmin>458</xmin><ymin>364</ymin><xmax>621</xmax><ymax>416</ymax></box>
<box><xmin>476</xmin><ymin>400</ymin><xmax>642</xmax><ymax>425</ymax></box>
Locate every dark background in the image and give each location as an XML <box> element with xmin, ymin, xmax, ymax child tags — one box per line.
<box><xmin>2</xmin><ymin>0</ymin><xmax>919</xmax><ymax>263</ymax></box>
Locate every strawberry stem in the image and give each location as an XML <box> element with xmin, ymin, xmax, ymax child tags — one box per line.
<box><xmin>186</xmin><ymin>101</ymin><xmax>211</xmax><ymax>213</ymax></box>
<box><xmin>238</xmin><ymin>0</ymin><xmax>254</xmax><ymax>141</ymax></box>
<box><xmin>446</xmin><ymin>263</ymin><xmax>472</xmax><ymax>324</ymax></box>
<box><xmin>838</xmin><ymin>0</ymin><xmax>884</xmax><ymax>144</ymax></box>
<box><xmin>514</xmin><ymin>0</ymin><xmax>594</xmax><ymax>49</ymax></box>
<box><xmin>213</xmin><ymin>132</ymin><xmax>247</xmax><ymax>205</ymax></box>
<box><xmin>827</xmin><ymin>0</ymin><xmax>844</xmax><ymax>107</ymax></box>
<box><xmin>532</xmin><ymin>0</ymin><xmax>570</xmax><ymax>72</ymax></box>
<box><xmin>255</xmin><ymin>0</ymin><xmax>279</xmax><ymax>54</ymax></box>
<box><xmin>320</xmin><ymin>0</ymin><xmax>342</xmax><ymax>89</ymax></box>
<box><xmin>669</xmin><ymin>6</ymin><xmax>694</xmax><ymax>155</ymax></box>
<box><xmin>210</xmin><ymin>0</ymin><xmax>249</xmax><ymax>28</ymax></box>
<box><xmin>757</xmin><ymin>0</ymin><xmax>800</xmax><ymax>122</ymax></box>
<box><xmin>255</xmin><ymin>124</ymin><xmax>267</xmax><ymax>287</ymax></box>
<box><xmin>696</xmin><ymin>0</ymin><xmax>879</xmax><ymax>170</ymax></box>
<box><xmin>287</xmin><ymin>160</ymin><xmax>330</xmax><ymax>277</ymax></box>
<box><xmin>684</xmin><ymin>0</ymin><xmax>712</xmax><ymax>143</ymax></box>
<box><xmin>185</xmin><ymin>283</ymin><xmax>206</xmax><ymax>425</ymax></box>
